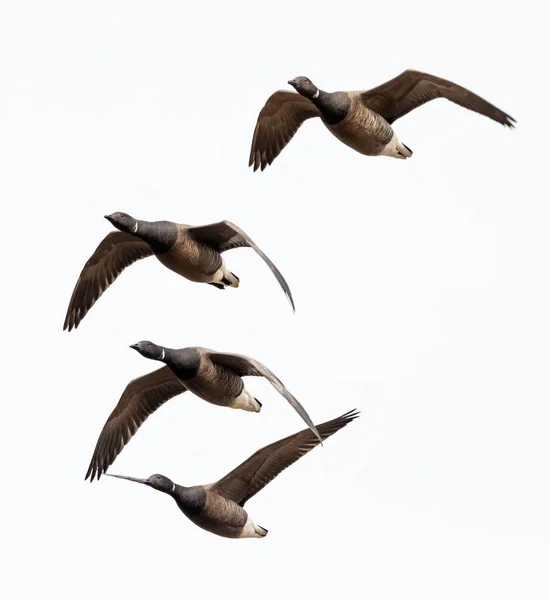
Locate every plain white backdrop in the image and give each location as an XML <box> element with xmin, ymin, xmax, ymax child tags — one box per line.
<box><xmin>1</xmin><ymin>1</ymin><xmax>548</xmax><ymax>598</ymax></box>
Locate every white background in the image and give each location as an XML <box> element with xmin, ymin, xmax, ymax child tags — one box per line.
<box><xmin>1</xmin><ymin>1</ymin><xmax>548</xmax><ymax>598</ymax></box>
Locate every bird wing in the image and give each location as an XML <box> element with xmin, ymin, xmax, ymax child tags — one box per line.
<box><xmin>85</xmin><ymin>366</ymin><xmax>186</xmax><ymax>481</ymax></box>
<box><xmin>208</xmin><ymin>351</ymin><xmax>320</xmax><ymax>441</ymax></box>
<box><xmin>64</xmin><ymin>232</ymin><xmax>153</xmax><ymax>331</ymax></box>
<box><xmin>187</xmin><ymin>220</ymin><xmax>294</xmax><ymax>311</ymax></box>
<box><xmin>360</xmin><ymin>69</ymin><xmax>515</xmax><ymax>127</ymax></box>
<box><xmin>212</xmin><ymin>409</ymin><xmax>359</xmax><ymax>506</ymax></box>
<box><xmin>249</xmin><ymin>90</ymin><xmax>320</xmax><ymax>171</ymax></box>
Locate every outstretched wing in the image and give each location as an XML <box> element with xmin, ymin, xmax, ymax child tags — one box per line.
<box><xmin>361</xmin><ymin>69</ymin><xmax>515</xmax><ymax>127</ymax></box>
<box><xmin>212</xmin><ymin>409</ymin><xmax>359</xmax><ymax>506</ymax></box>
<box><xmin>85</xmin><ymin>367</ymin><xmax>186</xmax><ymax>481</ymax></box>
<box><xmin>64</xmin><ymin>232</ymin><xmax>153</xmax><ymax>331</ymax></box>
<box><xmin>187</xmin><ymin>220</ymin><xmax>294</xmax><ymax>311</ymax></box>
<box><xmin>208</xmin><ymin>351</ymin><xmax>319</xmax><ymax>441</ymax></box>
<box><xmin>249</xmin><ymin>90</ymin><xmax>320</xmax><ymax>171</ymax></box>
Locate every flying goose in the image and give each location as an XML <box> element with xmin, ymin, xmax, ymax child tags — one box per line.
<box><xmin>105</xmin><ymin>409</ymin><xmax>359</xmax><ymax>539</ymax></box>
<box><xmin>249</xmin><ymin>69</ymin><xmax>515</xmax><ymax>170</ymax></box>
<box><xmin>85</xmin><ymin>341</ymin><xmax>320</xmax><ymax>481</ymax></box>
<box><xmin>64</xmin><ymin>213</ymin><xmax>294</xmax><ymax>331</ymax></box>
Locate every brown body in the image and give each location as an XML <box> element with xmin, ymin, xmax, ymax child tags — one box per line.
<box><xmin>326</xmin><ymin>93</ymin><xmax>393</xmax><ymax>156</ymax></box>
<box><xmin>249</xmin><ymin>70</ymin><xmax>515</xmax><ymax>171</ymax></box>
<box><xmin>85</xmin><ymin>344</ymin><xmax>320</xmax><ymax>481</ymax></box>
<box><xmin>106</xmin><ymin>410</ymin><xmax>360</xmax><ymax>539</ymax></box>
<box><xmin>156</xmin><ymin>225</ymin><xmax>222</xmax><ymax>282</ymax></box>
<box><xmin>64</xmin><ymin>215</ymin><xmax>294</xmax><ymax>331</ymax></box>
<box><xmin>183</xmin><ymin>487</ymin><xmax>249</xmax><ymax>538</ymax></box>
<box><xmin>181</xmin><ymin>350</ymin><xmax>245</xmax><ymax>407</ymax></box>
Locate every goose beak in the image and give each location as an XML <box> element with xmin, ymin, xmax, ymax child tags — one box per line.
<box><xmin>130</xmin><ymin>343</ymin><xmax>140</xmax><ymax>351</ymax></box>
<box><xmin>288</xmin><ymin>79</ymin><xmax>297</xmax><ymax>87</ymax></box>
<box><xmin>105</xmin><ymin>473</ymin><xmax>149</xmax><ymax>486</ymax></box>
<box><xmin>104</xmin><ymin>214</ymin><xmax>115</xmax><ymax>224</ymax></box>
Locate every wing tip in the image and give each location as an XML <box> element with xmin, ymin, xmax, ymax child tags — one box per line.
<box><xmin>312</xmin><ymin>424</ymin><xmax>323</xmax><ymax>444</ymax></box>
<box><xmin>249</xmin><ymin>149</ymin><xmax>263</xmax><ymax>172</ymax></box>
<box><xmin>288</xmin><ymin>293</ymin><xmax>296</xmax><ymax>313</ymax></box>
<box><xmin>328</xmin><ymin>409</ymin><xmax>361</xmax><ymax>432</ymax></box>
<box><xmin>503</xmin><ymin>114</ymin><xmax>516</xmax><ymax>128</ymax></box>
<box><xmin>85</xmin><ymin>457</ymin><xmax>104</xmax><ymax>482</ymax></box>
<box><xmin>336</xmin><ymin>408</ymin><xmax>361</xmax><ymax>423</ymax></box>
<box><xmin>63</xmin><ymin>311</ymin><xmax>74</xmax><ymax>332</ymax></box>
<box><xmin>64</xmin><ymin>308</ymin><xmax>83</xmax><ymax>331</ymax></box>
<box><xmin>344</xmin><ymin>408</ymin><xmax>361</xmax><ymax>420</ymax></box>
<box><xmin>315</xmin><ymin>409</ymin><xmax>360</xmax><ymax>443</ymax></box>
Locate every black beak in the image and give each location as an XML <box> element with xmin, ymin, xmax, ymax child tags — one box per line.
<box><xmin>288</xmin><ymin>79</ymin><xmax>297</xmax><ymax>87</ymax></box>
<box><xmin>130</xmin><ymin>343</ymin><xmax>140</xmax><ymax>351</ymax></box>
<box><xmin>105</xmin><ymin>473</ymin><xmax>149</xmax><ymax>486</ymax></box>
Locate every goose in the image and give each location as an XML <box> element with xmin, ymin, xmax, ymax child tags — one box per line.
<box><xmin>105</xmin><ymin>409</ymin><xmax>359</xmax><ymax>539</ymax></box>
<box><xmin>85</xmin><ymin>341</ymin><xmax>320</xmax><ymax>481</ymax></box>
<box><xmin>249</xmin><ymin>69</ymin><xmax>515</xmax><ymax>171</ymax></box>
<box><xmin>64</xmin><ymin>213</ymin><xmax>294</xmax><ymax>331</ymax></box>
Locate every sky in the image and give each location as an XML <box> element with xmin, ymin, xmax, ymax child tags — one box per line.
<box><xmin>1</xmin><ymin>1</ymin><xmax>548</xmax><ymax>598</ymax></box>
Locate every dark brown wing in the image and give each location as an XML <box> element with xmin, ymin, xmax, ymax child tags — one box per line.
<box><xmin>64</xmin><ymin>232</ymin><xmax>153</xmax><ymax>331</ymax></box>
<box><xmin>212</xmin><ymin>409</ymin><xmax>359</xmax><ymax>506</ymax></box>
<box><xmin>85</xmin><ymin>366</ymin><xmax>186</xmax><ymax>481</ymax></box>
<box><xmin>208</xmin><ymin>351</ymin><xmax>319</xmax><ymax>441</ymax></box>
<box><xmin>187</xmin><ymin>220</ymin><xmax>294</xmax><ymax>311</ymax></box>
<box><xmin>360</xmin><ymin>69</ymin><xmax>515</xmax><ymax>127</ymax></box>
<box><xmin>249</xmin><ymin>90</ymin><xmax>320</xmax><ymax>171</ymax></box>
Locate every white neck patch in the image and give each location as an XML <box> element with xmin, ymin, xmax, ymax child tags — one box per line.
<box><xmin>159</xmin><ymin>349</ymin><xmax>165</xmax><ymax>360</ymax></box>
<box><xmin>132</xmin><ymin>222</ymin><xmax>139</xmax><ymax>234</ymax></box>
<box><xmin>312</xmin><ymin>88</ymin><xmax>320</xmax><ymax>99</ymax></box>
<box><xmin>170</xmin><ymin>482</ymin><xmax>175</xmax><ymax>492</ymax></box>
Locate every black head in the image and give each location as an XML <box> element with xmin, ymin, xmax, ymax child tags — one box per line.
<box><xmin>288</xmin><ymin>76</ymin><xmax>318</xmax><ymax>99</ymax></box>
<box><xmin>146</xmin><ymin>473</ymin><xmax>175</xmax><ymax>493</ymax></box>
<box><xmin>130</xmin><ymin>340</ymin><xmax>166</xmax><ymax>361</ymax></box>
<box><xmin>106</xmin><ymin>473</ymin><xmax>175</xmax><ymax>494</ymax></box>
<box><xmin>105</xmin><ymin>212</ymin><xmax>138</xmax><ymax>235</ymax></box>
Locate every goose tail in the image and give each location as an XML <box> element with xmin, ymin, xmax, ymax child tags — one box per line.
<box><xmin>240</xmin><ymin>518</ymin><xmax>269</xmax><ymax>538</ymax></box>
<box><xmin>397</xmin><ymin>141</ymin><xmax>413</xmax><ymax>158</ymax></box>
<box><xmin>254</xmin><ymin>524</ymin><xmax>268</xmax><ymax>537</ymax></box>
<box><xmin>221</xmin><ymin>270</ymin><xmax>240</xmax><ymax>288</ymax></box>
